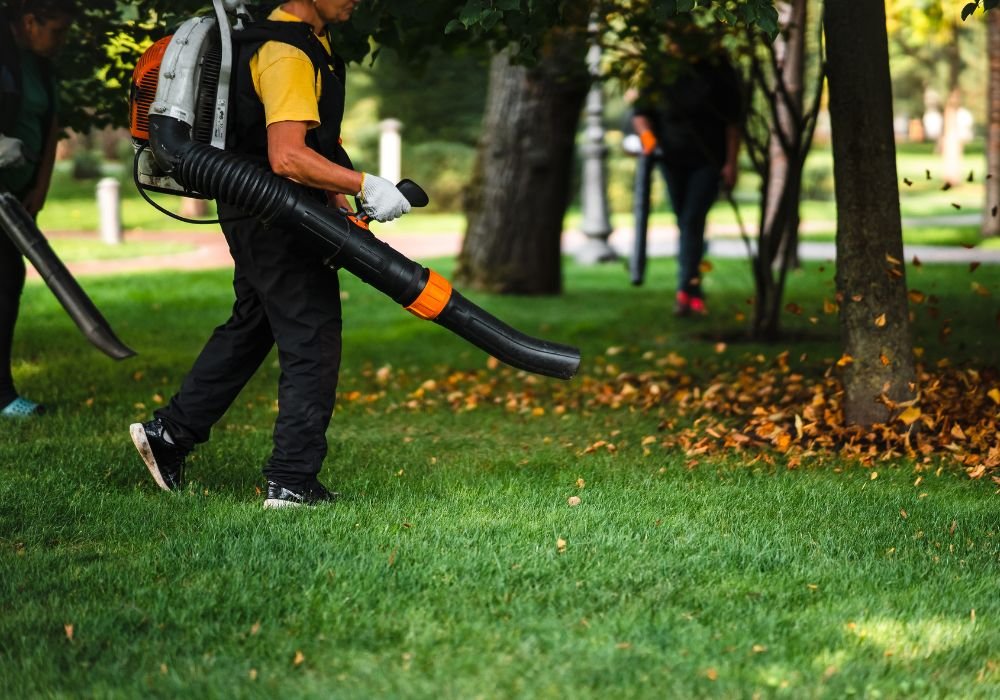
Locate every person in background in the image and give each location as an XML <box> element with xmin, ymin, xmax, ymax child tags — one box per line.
<box><xmin>0</xmin><ymin>0</ymin><xmax>75</xmax><ymax>417</ymax></box>
<box><xmin>631</xmin><ymin>22</ymin><xmax>742</xmax><ymax>317</ymax></box>
<box><xmin>129</xmin><ymin>0</ymin><xmax>411</xmax><ymax>508</ymax></box>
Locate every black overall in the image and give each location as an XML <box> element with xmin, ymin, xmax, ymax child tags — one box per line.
<box><xmin>156</xmin><ymin>20</ymin><xmax>350</xmax><ymax>488</ymax></box>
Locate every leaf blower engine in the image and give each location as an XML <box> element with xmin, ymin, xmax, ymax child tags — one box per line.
<box><xmin>128</xmin><ymin>0</ymin><xmax>579</xmax><ymax>380</ymax></box>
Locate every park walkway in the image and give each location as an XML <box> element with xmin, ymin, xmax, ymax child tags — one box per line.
<box><xmin>28</xmin><ymin>218</ymin><xmax>1000</xmax><ymax>280</ymax></box>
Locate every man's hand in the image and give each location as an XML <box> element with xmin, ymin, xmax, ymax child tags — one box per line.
<box><xmin>358</xmin><ymin>173</ymin><xmax>411</xmax><ymax>222</ymax></box>
<box><xmin>0</xmin><ymin>135</ymin><xmax>27</xmax><ymax>169</ymax></box>
<box><xmin>21</xmin><ymin>187</ymin><xmax>45</xmax><ymax>217</ymax></box>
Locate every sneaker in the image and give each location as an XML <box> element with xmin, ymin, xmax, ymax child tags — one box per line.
<box><xmin>674</xmin><ymin>290</ymin><xmax>691</xmax><ymax>317</ymax></box>
<box><xmin>688</xmin><ymin>296</ymin><xmax>708</xmax><ymax>315</ymax></box>
<box><xmin>130</xmin><ymin>419</ymin><xmax>187</xmax><ymax>492</ymax></box>
<box><xmin>0</xmin><ymin>396</ymin><xmax>45</xmax><ymax>418</ymax></box>
<box><xmin>263</xmin><ymin>480</ymin><xmax>338</xmax><ymax>509</ymax></box>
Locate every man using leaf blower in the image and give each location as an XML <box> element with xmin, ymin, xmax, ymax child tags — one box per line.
<box><xmin>0</xmin><ymin>0</ymin><xmax>75</xmax><ymax>418</ymax></box>
<box><xmin>130</xmin><ymin>0</ymin><xmax>412</xmax><ymax>508</ymax></box>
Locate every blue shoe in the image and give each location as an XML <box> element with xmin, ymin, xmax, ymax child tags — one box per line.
<box><xmin>1</xmin><ymin>396</ymin><xmax>45</xmax><ymax>418</ymax></box>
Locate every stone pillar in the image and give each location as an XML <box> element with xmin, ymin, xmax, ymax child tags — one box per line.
<box><xmin>574</xmin><ymin>13</ymin><xmax>616</xmax><ymax>264</ymax></box>
<box><xmin>379</xmin><ymin>118</ymin><xmax>403</xmax><ymax>185</ymax></box>
<box><xmin>96</xmin><ymin>177</ymin><xmax>122</xmax><ymax>245</ymax></box>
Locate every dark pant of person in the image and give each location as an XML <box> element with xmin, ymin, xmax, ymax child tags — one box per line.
<box><xmin>0</xmin><ymin>213</ymin><xmax>27</xmax><ymax>407</ymax></box>
<box><xmin>155</xmin><ymin>203</ymin><xmax>343</xmax><ymax>488</ymax></box>
<box><xmin>659</xmin><ymin>161</ymin><xmax>720</xmax><ymax>297</ymax></box>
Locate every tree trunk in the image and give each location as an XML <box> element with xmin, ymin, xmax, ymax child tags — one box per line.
<box><xmin>939</xmin><ymin>25</ymin><xmax>965</xmax><ymax>186</ymax></box>
<box><xmin>749</xmin><ymin>0</ymin><xmax>818</xmax><ymax>341</ymax></box>
<box><xmin>456</xmin><ymin>39</ymin><xmax>589</xmax><ymax>294</ymax></box>
<box><xmin>985</xmin><ymin>8</ymin><xmax>1000</xmax><ymax>238</ymax></box>
<box><xmin>764</xmin><ymin>0</ymin><xmax>807</xmax><ymax>269</ymax></box>
<box><xmin>825</xmin><ymin>0</ymin><xmax>915</xmax><ymax>427</ymax></box>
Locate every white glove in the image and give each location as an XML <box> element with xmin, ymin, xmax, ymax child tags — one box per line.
<box><xmin>357</xmin><ymin>173</ymin><xmax>412</xmax><ymax>222</ymax></box>
<box><xmin>0</xmin><ymin>135</ymin><xmax>27</xmax><ymax>169</ymax></box>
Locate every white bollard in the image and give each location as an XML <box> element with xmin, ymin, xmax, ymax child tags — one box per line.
<box><xmin>379</xmin><ymin>118</ymin><xmax>402</xmax><ymax>185</ymax></box>
<box><xmin>96</xmin><ymin>177</ymin><xmax>122</xmax><ymax>245</ymax></box>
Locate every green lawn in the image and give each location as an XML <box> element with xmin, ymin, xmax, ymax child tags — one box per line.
<box><xmin>1</xmin><ymin>258</ymin><xmax>998</xmax><ymax>698</ymax></box>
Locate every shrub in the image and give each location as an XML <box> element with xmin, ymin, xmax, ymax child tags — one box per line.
<box><xmin>71</xmin><ymin>150</ymin><xmax>104</xmax><ymax>180</ymax></box>
<box><xmin>402</xmin><ymin>141</ymin><xmax>476</xmax><ymax>212</ymax></box>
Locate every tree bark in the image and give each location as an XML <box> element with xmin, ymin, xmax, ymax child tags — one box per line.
<box><xmin>825</xmin><ymin>0</ymin><xmax>915</xmax><ymax>427</ymax></box>
<box><xmin>985</xmin><ymin>8</ymin><xmax>1000</xmax><ymax>238</ymax></box>
<box><xmin>939</xmin><ymin>25</ymin><xmax>965</xmax><ymax>186</ymax></box>
<box><xmin>748</xmin><ymin>0</ymin><xmax>820</xmax><ymax>341</ymax></box>
<box><xmin>456</xmin><ymin>38</ymin><xmax>589</xmax><ymax>294</ymax></box>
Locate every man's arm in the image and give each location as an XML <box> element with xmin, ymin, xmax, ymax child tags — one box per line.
<box><xmin>266</xmin><ymin>120</ymin><xmax>362</xmax><ymax>195</ymax></box>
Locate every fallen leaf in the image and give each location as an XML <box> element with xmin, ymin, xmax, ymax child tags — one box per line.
<box><xmin>293</xmin><ymin>651</ymin><xmax>305</xmax><ymax>667</ymax></box>
<box><xmin>870</xmin><ymin>471</ymin><xmax>878</xmax><ymax>480</ymax></box>
<box><xmin>64</xmin><ymin>624</ymin><xmax>74</xmax><ymax>642</ymax></box>
<box><xmin>556</xmin><ymin>538</ymin><xmax>567</xmax><ymax>553</ymax></box>
<box><xmin>752</xmin><ymin>644</ymin><xmax>767</xmax><ymax>653</ymax></box>
<box><xmin>705</xmin><ymin>668</ymin><xmax>718</xmax><ymax>681</ymax></box>
<box><xmin>898</xmin><ymin>406</ymin><xmax>922</xmax><ymax>426</ymax></box>
<box><xmin>874</xmin><ymin>313</ymin><xmax>887</xmax><ymax>328</ymax></box>
<box><xmin>567</xmin><ymin>496</ymin><xmax>582</xmax><ymax>507</ymax></box>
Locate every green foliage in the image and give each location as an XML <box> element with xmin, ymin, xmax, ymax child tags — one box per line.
<box><xmin>962</xmin><ymin>0</ymin><xmax>1000</xmax><ymax>20</ymax></box>
<box><xmin>70</xmin><ymin>150</ymin><xmax>104</xmax><ymax>180</ymax></box>
<box><xmin>365</xmin><ymin>47</ymin><xmax>490</xmax><ymax>146</ymax></box>
<box><xmin>402</xmin><ymin>141</ymin><xmax>477</xmax><ymax>212</ymax></box>
<box><xmin>51</xmin><ymin>1</ymin><xmax>783</xmax><ymax>132</ymax></box>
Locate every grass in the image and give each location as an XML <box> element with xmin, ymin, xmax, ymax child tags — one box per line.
<box><xmin>1</xmin><ymin>256</ymin><xmax>998</xmax><ymax>697</ymax></box>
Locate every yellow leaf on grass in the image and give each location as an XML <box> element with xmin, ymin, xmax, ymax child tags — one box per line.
<box><xmin>836</xmin><ymin>354</ymin><xmax>854</xmax><ymax>367</ymax></box>
<box><xmin>293</xmin><ymin>651</ymin><xmax>305</xmax><ymax>667</ymax></box>
<box><xmin>556</xmin><ymin>538</ymin><xmax>567</xmax><ymax>553</ymax></box>
<box><xmin>752</xmin><ymin>644</ymin><xmax>768</xmax><ymax>653</ymax></box>
<box><xmin>988</xmin><ymin>388</ymin><xmax>1000</xmax><ymax>405</ymax></box>
<box><xmin>64</xmin><ymin>624</ymin><xmax>73</xmax><ymax>642</ymax></box>
<box><xmin>705</xmin><ymin>668</ymin><xmax>718</xmax><ymax>681</ymax></box>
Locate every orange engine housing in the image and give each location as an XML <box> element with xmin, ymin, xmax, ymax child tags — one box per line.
<box><xmin>129</xmin><ymin>36</ymin><xmax>173</xmax><ymax>142</ymax></box>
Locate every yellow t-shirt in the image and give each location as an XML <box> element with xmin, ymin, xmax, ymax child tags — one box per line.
<box><xmin>249</xmin><ymin>8</ymin><xmax>332</xmax><ymax>129</ymax></box>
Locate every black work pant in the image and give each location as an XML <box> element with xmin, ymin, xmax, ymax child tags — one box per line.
<box><xmin>156</xmin><ymin>203</ymin><xmax>343</xmax><ymax>488</ymax></box>
<box><xmin>659</xmin><ymin>160</ymin><xmax>720</xmax><ymax>296</ymax></box>
<box><xmin>0</xmin><ymin>221</ymin><xmax>26</xmax><ymax>406</ymax></box>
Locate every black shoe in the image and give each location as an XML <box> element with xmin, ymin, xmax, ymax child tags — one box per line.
<box><xmin>263</xmin><ymin>480</ymin><xmax>338</xmax><ymax>509</ymax></box>
<box><xmin>130</xmin><ymin>419</ymin><xmax>187</xmax><ymax>492</ymax></box>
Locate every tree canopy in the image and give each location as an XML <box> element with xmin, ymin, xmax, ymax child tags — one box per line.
<box><xmin>46</xmin><ymin>0</ymin><xmax>779</xmax><ymax>132</ymax></box>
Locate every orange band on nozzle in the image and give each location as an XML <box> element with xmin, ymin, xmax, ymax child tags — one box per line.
<box><xmin>639</xmin><ymin>130</ymin><xmax>657</xmax><ymax>155</ymax></box>
<box><xmin>405</xmin><ymin>269</ymin><xmax>453</xmax><ymax>320</ymax></box>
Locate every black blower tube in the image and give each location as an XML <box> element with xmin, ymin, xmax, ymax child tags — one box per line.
<box><xmin>148</xmin><ymin>116</ymin><xmax>580</xmax><ymax>380</ymax></box>
<box><xmin>0</xmin><ymin>192</ymin><xmax>136</xmax><ymax>360</ymax></box>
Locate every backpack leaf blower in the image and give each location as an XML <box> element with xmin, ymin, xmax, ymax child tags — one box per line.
<box><xmin>129</xmin><ymin>0</ymin><xmax>580</xmax><ymax>380</ymax></box>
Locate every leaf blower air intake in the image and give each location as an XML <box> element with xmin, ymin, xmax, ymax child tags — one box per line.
<box><xmin>129</xmin><ymin>1</ymin><xmax>580</xmax><ymax>380</ymax></box>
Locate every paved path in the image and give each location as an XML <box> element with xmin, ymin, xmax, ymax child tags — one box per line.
<box><xmin>27</xmin><ymin>221</ymin><xmax>1000</xmax><ymax>280</ymax></box>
